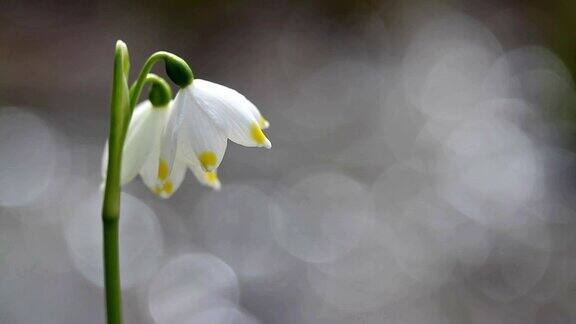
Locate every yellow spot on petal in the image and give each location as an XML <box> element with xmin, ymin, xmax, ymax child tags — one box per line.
<box><xmin>205</xmin><ymin>171</ymin><xmax>218</xmax><ymax>184</ymax></box>
<box><xmin>198</xmin><ymin>151</ymin><xmax>217</xmax><ymax>171</ymax></box>
<box><xmin>162</xmin><ymin>181</ymin><xmax>174</xmax><ymax>194</ymax></box>
<box><xmin>250</xmin><ymin>123</ymin><xmax>268</xmax><ymax>146</ymax></box>
<box><xmin>153</xmin><ymin>185</ymin><xmax>162</xmax><ymax>195</ymax></box>
<box><xmin>157</xmin><ymin>159</ymin><xmax>169</xmax><ymax>181</ymax></box>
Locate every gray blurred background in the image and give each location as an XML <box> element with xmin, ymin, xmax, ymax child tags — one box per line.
<box><xmin>1</xmin><ymin>0</ymin><xmax>576</xmax><ymax>323</ymax></box>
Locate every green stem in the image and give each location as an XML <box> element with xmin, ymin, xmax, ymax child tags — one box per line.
<box><xmin>124</xmin><ymin>51</ymin><xmax>192</xmax><ymax>139</ymax></box>
<box><xmin>102</xmin><ymin>40</ymin><xmax>129</xmax><ymax>324</ymax></box>
<box><xmin>103</xmin><ymin>219</ymin><xmax>121</xmax><ymax>324</ymax></box>
<box><xmin>124</xmin><ymin>51</ymin><xmax>170</xmax><ymax>138</ymax></box>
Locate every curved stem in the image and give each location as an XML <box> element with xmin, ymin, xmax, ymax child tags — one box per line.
<box><xmin>123</xmin><ymin>51</ymin><xmax>170</xmax><ymax>136</ymax></box>
<box><xmin>129</xmin><ymin>52</ymin><xmax>171</xmax><ymax>107</ymax></box>
<box><xmin>102</xmin><ymin>40</ymin><xmax>129</xmax><ymax>324</ymax></box>
<box><xmin>144</xmin><ymin>73</ymin><xmax>167</xmax><ymax>86</ymax></box>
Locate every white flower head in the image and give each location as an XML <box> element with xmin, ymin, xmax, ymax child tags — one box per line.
<box><xmin>101</xmin><ymin>79</ymin><xmax>270</xmax><ymax>198</ymax></box>
<box><xmin>169</xmin><ymin>79</ymin><xmax>271</xmax><ymax>172</ymax></box>
<box><xmin>102</xmin><ymin>100</ymin><xmax>169</xmax><ymax>186</ymax></box>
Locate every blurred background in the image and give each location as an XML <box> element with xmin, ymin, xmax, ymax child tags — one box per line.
<box><xmin>1</xmin><ymin>0</ymin><xmax>576</xmax><ymax>323</ymax></box>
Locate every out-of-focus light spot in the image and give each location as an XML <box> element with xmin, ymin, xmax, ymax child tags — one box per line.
<box><xmin>283</xmin><ymin>61</ymin><xmax>382</xmax><ymax>133</ymax></box>
<box><xmin>513</xmin><ymin>69</ymin><xmax>576</xmax><ymax>116</ymax></box>
<box><xmin>500</xmin><ymin>46</ymin><xmax>573</xmax><ymax>84</ymax></box>
<box><xmin>0</xmin><ymin>107</ymin><xmax>59</xmax><ymax>207</ymax></box>
<box><xmin>419</xmin><ymin>45</ymin><xmax>499</xmax><ymax>119</ymax></box>
<box><xmin>307</xmin><ymin>221</ymin><xmax>414</xmax><ymax>312</ymax></box>
<box><xmin>272</xmin><ymin>168</ymin><xmax>374</xmax><ymax>263</ymax></box>
<box><xmin>474</xmin><ymin>236</ymin><xmax>550</xmax><ymax>302</ymax></box>
<box><xmin>148</xmin><ymin>253</ymin><xmax>239</xmax><ymax>324</ymax></box>
<box><xmin>372</xmin><ymin>162</ymin><xmax>430</xmax><ymax>207</ymax></box>
<box><xmin>434</xmin><ymin>101</ymin><xmax>544</xmax><ymax>224</ymax></box>
<box><xmin>528</xmin><ymin>256</ymin><xmax>576</xmax><ymax>303</ymax></box>
<box><xmin>0</xmin><ymin>213</ymin><xmax>72</xmax><ymax>278</ymax></box>
<box><xmin>390</xmin><ymin>210</ymin><xmax>457</xmax><ymax>285</ymax></box>
<box><xmin>458</xmin><ymin>148</ymin><xmax>542</xmax><ymax>208</ymax></box>
<box><xmin>449</xmin><ymin>220</ymin><xmax>494</xmax><ymax>272</ymax></box>
<box><xmin>65</xmin><ymin>191</ymin><xmax>163</xmax><ymax>288</ymax></box>
<box><xmin>379</xmin><ymin>89</ymin><xmax>426</xmax><ymax>163</ymax></box>
<box><xmin>0</xmin><ymin>272</ymin><xmax>105</xmax><ymax>323</ymax></box>
<box><xmin>499</xmin><ymin>238</ymin><xmax>551</xmax><ymax>298</ymax></box>
<box><xmin>190</xmin><ymin>184</ymin><xmax>291</xmax><ymax>280</ymax></box>
<box><xmin>334</xmin><ymin>135</ymin><xmax>396</xmax><ymax>183</ymax></box>
<box><xmin>401</xmin><ymin>11</ymin><xmax>502</xmax><ymax>110</ymax></box>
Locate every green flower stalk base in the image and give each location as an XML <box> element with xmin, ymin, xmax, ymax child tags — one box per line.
<box><xmin>102</xmin><ymin>219</ymin><xmax>122</xmax><ymax>323</ymax></box>
<box><xmin>101</xmin><ymin>40</ymin><xmax>192</xmax><ymax>324</ymax></box>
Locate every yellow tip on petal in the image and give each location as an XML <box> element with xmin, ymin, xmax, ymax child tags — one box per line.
<box><xmin>153</xmin><ymin>179</ymin><xmax>174</xmax><ymax>198</ymax></box>
<box><xmin>204</xmin><ymin>171</ymin><xmax>221</xmax><ymax>190</ymax></box>
<box><xmin>250</xmin><ymin>123</ymin><xmax>271</xmax><ymax>148</ymax></box>
<box><xmin>162</xmin><ymin>180</ymin><xmax>174</xmax><ymax>194</ymax></box>
<box><xmin>205</xmin><ymin>171</ymin><xmax>218</xmax><ymax>183</ymax></box>
<box><xmin>157</xmin><ymin>159</ymin><xmax>169</xmax><ymax>181</ymax></box>
<box><xmin>198</xmin><ymin>151</ymin><xmax>217</xmax><ymax>171</ymax></box>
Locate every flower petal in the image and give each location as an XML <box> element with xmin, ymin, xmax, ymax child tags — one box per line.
<box><xmin>139</xmin><ymin>103</ymin><xmax>187</xmax><ymax>199</ymax></box>
<box><xmin>189</xmin><ymin>80</ymin><xmax>271</xmax><ymax>148</ymax></box>
<box><xmin>140</xmin><ymin>144</ymin><xmax>187</xmax><ymax>199</ymax></box>
<box><xmin>245</xmin><ymin>100</ymin><xmax>269</xmax><ymax>129</ymax></box>
<box><xmin>171</xmin><ymin>89</ymin><xmax>228</xmax><ymax>171</ymax></box>
<box><xmin>121</xmin><ymin>101</ymin><xmax>168</xmax><ymax>184</ymax></box>
<box><xmin>159</xmin><ymin>99</ymin><xmax>182</xmax><ymax>175</ymax></box>
<box><xmin>187</xmin><ymin>155</ymin><xmax>222</xmax><ymax>190</ymax></box>
<box><xmin>155</xmin><ymin>158</ymin><xmax>187</xmax><ymax>199</ymax></box>
<box><xmin>101</xmin><ymin>101</ymin><xmax>166</xmax><ymax>186</ymax></box>
<box><xmin>139</xmin><ymin>130</ymin><xmax>162</xmax><ymax>193</ymax></box>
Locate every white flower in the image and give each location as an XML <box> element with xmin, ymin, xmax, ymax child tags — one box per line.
<box><xmin>101</xmin><ymin>101</ymin><xmax>168</xmax><ymax>187</ymax></box>
<box><xmin>168</xmin><ymin>79</ymin><xmax>271</xmax><ymax>173</ymax></box>
<box><xmin>101</xmin><ymin>80</ymin><xmax>270</xmax><ymax>198</ymax></box>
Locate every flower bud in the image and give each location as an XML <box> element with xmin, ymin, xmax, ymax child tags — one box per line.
<box><xmin>148</xmin><ymin>76</ymin><xmax>172</xmax><ymax>107</ymax></box>
<box><xmin>164</xmin><ymin>54</ymin><xmax>193</xmax><ymax>88</ymax></box>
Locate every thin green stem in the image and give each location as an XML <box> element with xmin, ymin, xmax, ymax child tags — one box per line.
<box><xmin>124</xmin><ymin>51</ymin><xmax>192</xmax><ymax>138</ymax></box>
<box><xmin>103</xmin><ymin>219</ymin><xmax>121</xmax><ymax>324</ymax></box>
<box><xmin>124</xmin><ymin>51</ymin><xmax>170</xmax><ymax>138</ymax></box>
<box><xmin>102</xmin><ymin>40</ymin><xmax>129</xmax><ymax>324</ymax></box>
<box><xmin>144</xmin><ymin>73</ymin><xmax>167</xmax><ymax>86</ymax></box>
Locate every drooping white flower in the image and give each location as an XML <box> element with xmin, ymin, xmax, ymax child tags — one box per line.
<box><xmin>168</xmin><ymin>79</ymin><xmax>271</xmax><ymax>173</ymax></box>
<box><xmin>102</xmin><ymin>100</ymin><xmax>222</xmax><ymax>198</ymax></box>
<box><xmin>101</xmin><ymin>80</ymin><xmax>269</xmax><ymax>198</ymax></box>
<box><xmin>101</xmin><ymin>100</ymin><xmax>169</xmax><ymax>187</ymax></box>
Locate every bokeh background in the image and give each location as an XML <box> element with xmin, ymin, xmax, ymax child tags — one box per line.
<box><xmin>1</xmin><ymin>0</ymin><xmax>576</xmax><ymax>323</ymax></box>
